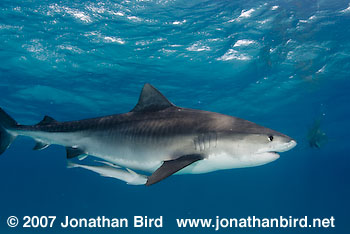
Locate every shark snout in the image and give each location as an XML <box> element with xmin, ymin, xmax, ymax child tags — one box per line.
<box><xmin>277</xmin><ymin>139</ymin><xmax>297</xmax><ymax>152</ymax></box>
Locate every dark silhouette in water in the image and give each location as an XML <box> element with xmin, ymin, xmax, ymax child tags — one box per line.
<box><xmin>307</xmin><ymin>119</ymin><xmax>327</xmax><ymax>149</ymax></box>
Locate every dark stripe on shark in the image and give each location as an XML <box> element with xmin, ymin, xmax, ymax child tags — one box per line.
<box><xmin>16</xmin><ymin>109</ymin><xmax>285</xmax><ymax>142</ymax></box>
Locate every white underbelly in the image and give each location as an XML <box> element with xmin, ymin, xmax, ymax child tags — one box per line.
<box><xmin>178</xmin><ymin>151</ymin><xmax>280</xmax><ymax>174</ymax></box>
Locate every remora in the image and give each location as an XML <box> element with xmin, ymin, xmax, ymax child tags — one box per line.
<box><xmin>0</xmin><ymin>84</ymin><xmax>296</xmax><ymax>185</ymax></box>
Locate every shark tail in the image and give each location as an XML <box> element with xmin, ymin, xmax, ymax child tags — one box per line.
<box><xmin>0</xmin><ymin>108</ymin><xmax>18</xmax><ymax>155</ymax></box>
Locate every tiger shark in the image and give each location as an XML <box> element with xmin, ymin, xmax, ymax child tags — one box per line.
<box><xmin>0</xmin><ymin>84</ymin><xmax>296</xmax><ymax>185</ymax></box>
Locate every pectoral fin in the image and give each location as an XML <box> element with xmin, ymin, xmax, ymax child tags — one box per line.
<box><xmin>146</xmin><ymin>154</ymin><xmax>204</xmax><ymax>186</ymax></box>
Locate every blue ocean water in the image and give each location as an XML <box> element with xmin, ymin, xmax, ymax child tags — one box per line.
<box><xmin>0</xmin><ymin>0</ymin><xmax>349</xmax><ymax>233</ymax></box>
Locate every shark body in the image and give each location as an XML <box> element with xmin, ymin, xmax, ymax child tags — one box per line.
<box><xmin>0</xmin><ymin>84</ymin><xmax>296</xmax><ymax>185</ymax></box>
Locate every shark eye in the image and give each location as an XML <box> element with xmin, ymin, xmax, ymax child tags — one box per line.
<box><xmin>268</xmin><ymin>136</ymin><xmax>274</xmax><ymax>142</ymax></box>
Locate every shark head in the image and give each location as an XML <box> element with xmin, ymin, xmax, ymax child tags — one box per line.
<box><xmin>216</xmin><ymin>117</ymin><xmax>297</xmax><ymax>167</ymax></box>
<box><xmin>249</xmin><ymin>126</ymin><xmax>297</xmax><ymax>154</ymax></box>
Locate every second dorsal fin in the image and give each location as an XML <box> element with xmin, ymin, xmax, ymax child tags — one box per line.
<box><xmin>131</xmin><ymin>83</ymin><xmax>175</xmax><ymax>112</ymax></box>
<box><xmin>37</xmin><ymin>116</ymin><xmax>57</xmax><ymax>126</ymax></box>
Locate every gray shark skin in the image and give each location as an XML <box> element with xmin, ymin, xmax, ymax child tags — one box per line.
<box><xmin>0</xmin><ymin>84</ymin><xmax>296</xmax><ymax>186</ymax></box>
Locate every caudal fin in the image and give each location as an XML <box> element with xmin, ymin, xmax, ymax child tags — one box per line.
<box><xmin>0</xmin><ymin>108</ymin><xmax>18</xmax><ymax>155</ymax></box>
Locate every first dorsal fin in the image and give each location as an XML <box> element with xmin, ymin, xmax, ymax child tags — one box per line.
<box><xmin>131</xmin><ymin>83</ymin><xmax>175</xmax><ymax>112</ymax></box>
<box><xmin>37</xmin><ymin>116</ymin><xmax>57</xmax><ymax>126</ymax></box>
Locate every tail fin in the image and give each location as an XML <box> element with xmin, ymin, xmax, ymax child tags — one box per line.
<box><xmin>0</xmin><ymin>108</ymin><xmax>18</xmax><ymax>155</ymax></box>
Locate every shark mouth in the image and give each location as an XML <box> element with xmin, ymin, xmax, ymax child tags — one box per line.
<box><xmin>266</xmin><ymin>151</ymin><xmax>281</xmax><ymax>159</ymax></box>
<box><xmin>257</xmin><ymin>140</ymin><xmax>297</xmax><ymax>156</ymax></box>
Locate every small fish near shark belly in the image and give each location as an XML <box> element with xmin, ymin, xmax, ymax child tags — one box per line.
<box><xmin>67</xmin><ymin>161</ymin><xmax>148</xmax><ymax>185</ymax></box>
